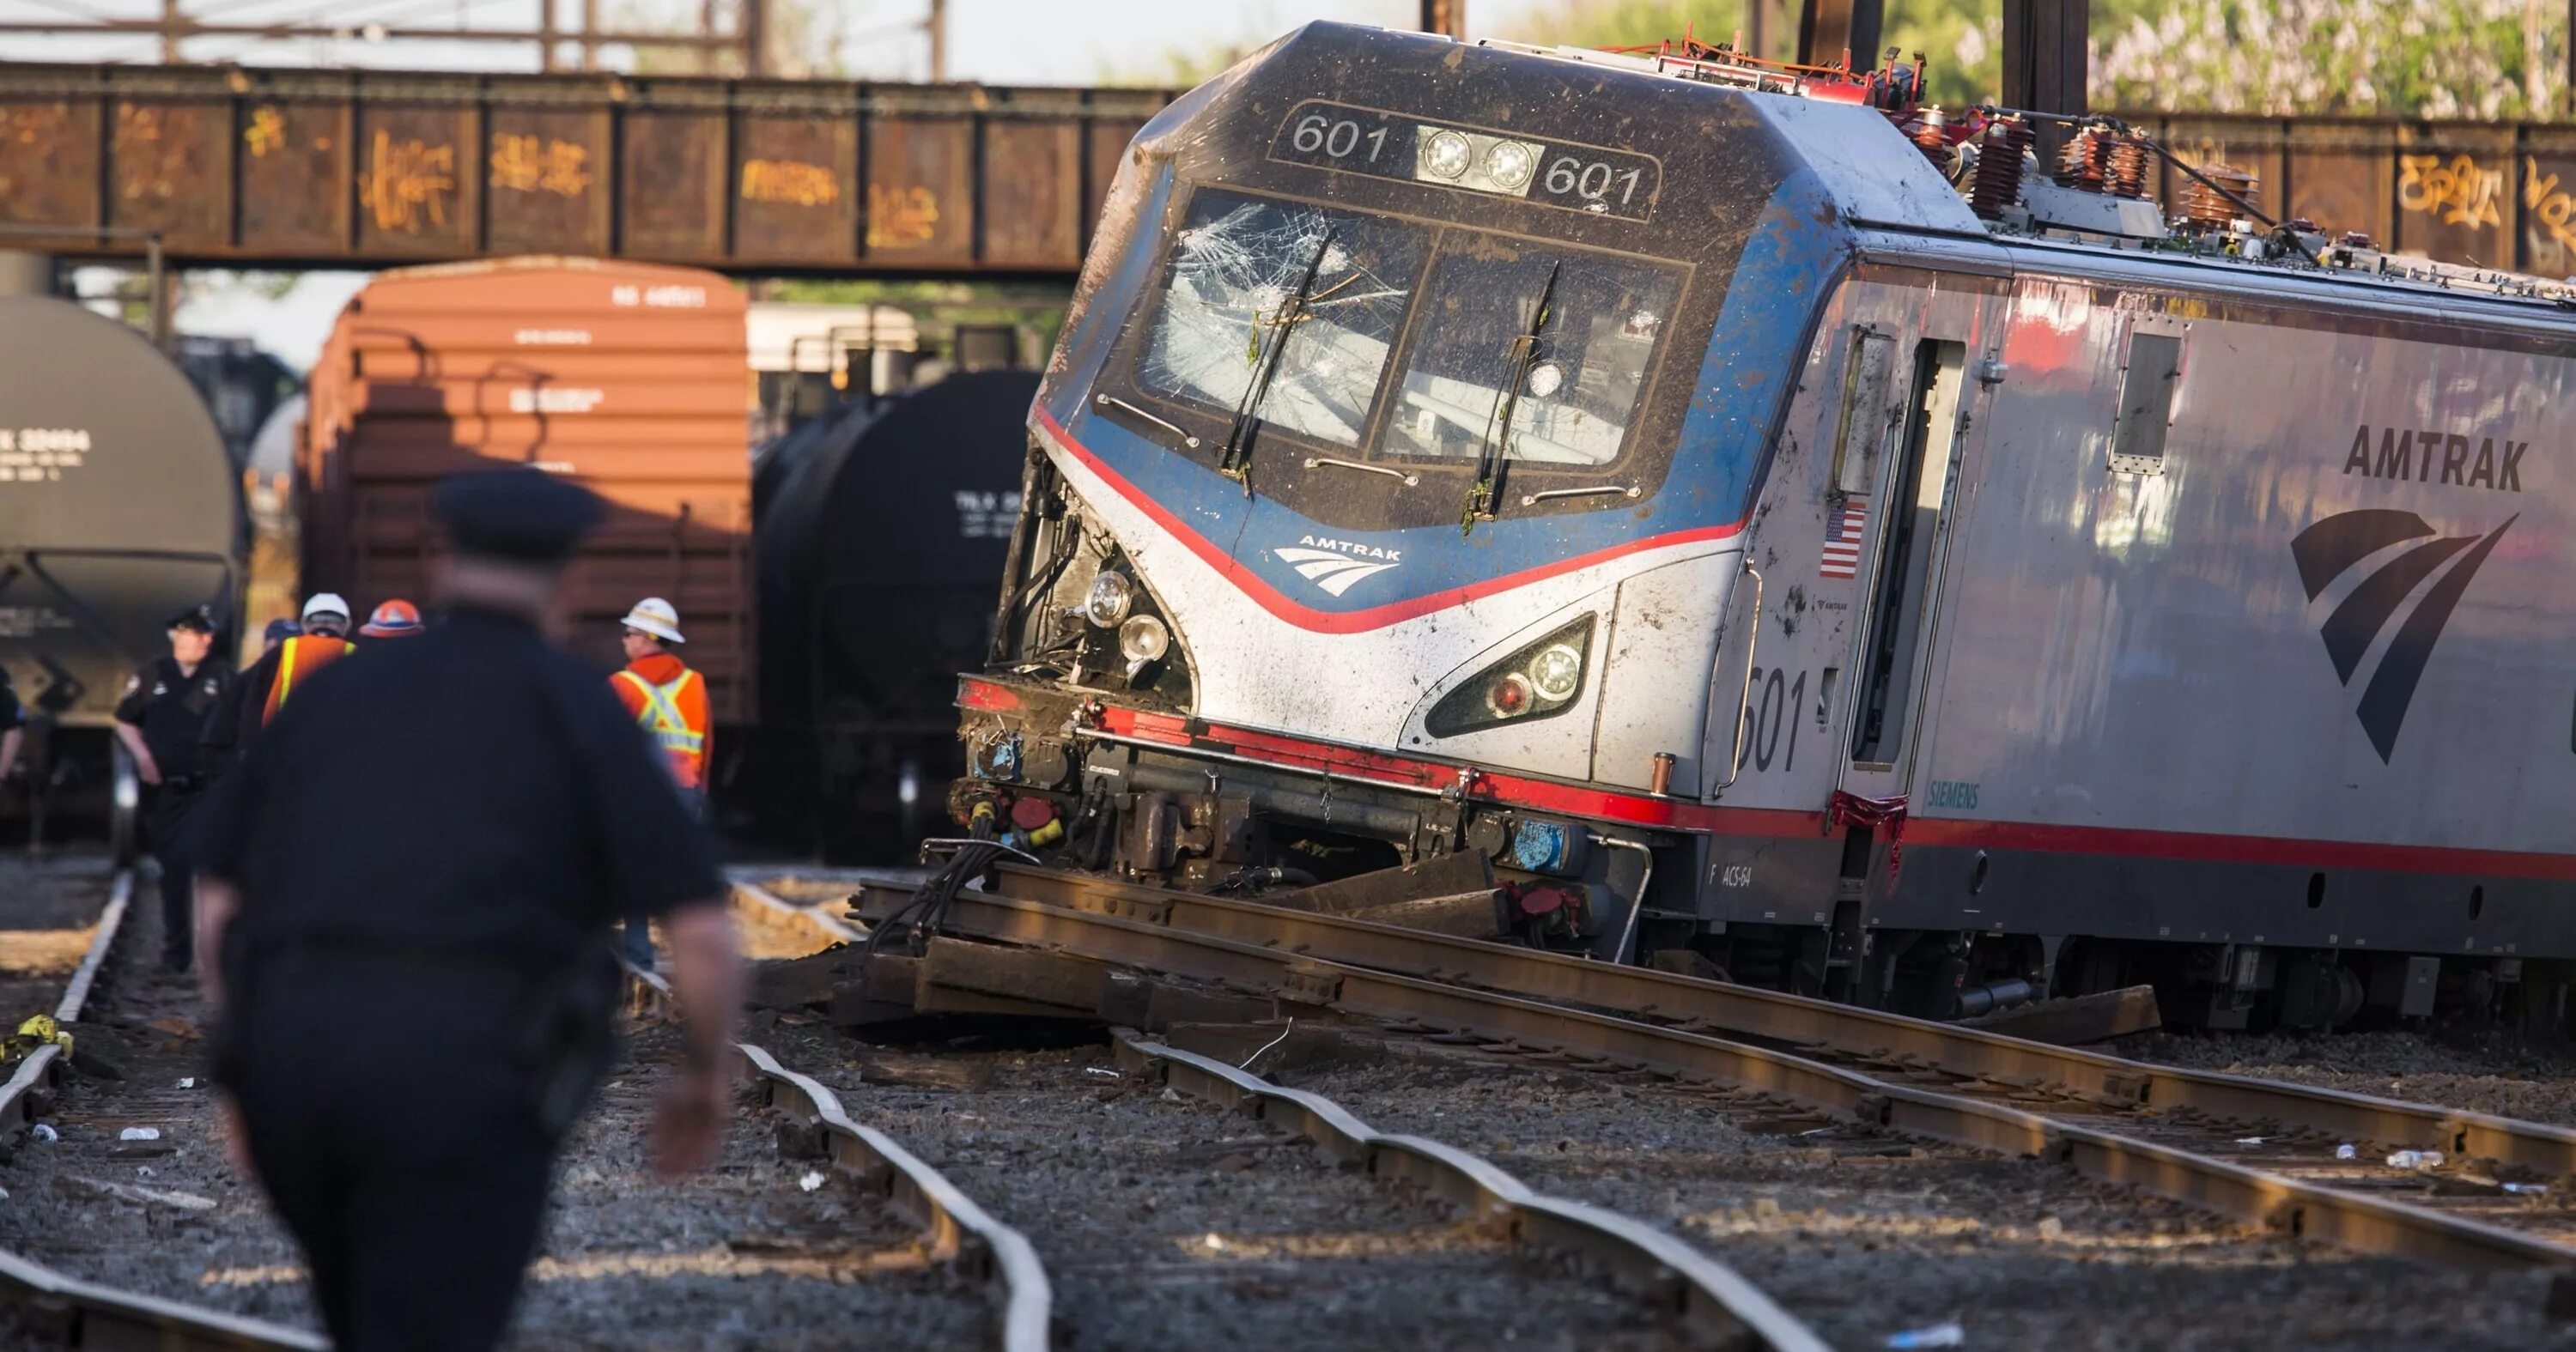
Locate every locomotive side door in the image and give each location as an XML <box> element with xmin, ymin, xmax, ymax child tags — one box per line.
<box><xmin>1820</xmin><ymin>334</ymin><xmax>1972</xmax><ymax>997</ymax></box>
<box><xmin>1838</xmin><ymin>337</ymin><xmax>1971</xmax><ymax>803</ymax></box>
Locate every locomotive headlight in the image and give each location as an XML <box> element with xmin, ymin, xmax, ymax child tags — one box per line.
<box><xmin>1425</xmin><ymin>615</ymin><xmax>1598</xmax><ymax>739</ymax></box>
<box><xmin>1084</xmin><ymin>571</ymin><xmax>1134</xmax><ymax>627</ymax></box>
<box><xmin>1118</xmin><ymin>614</ymin><xmax>1170</xmax><ymax>665</ymax></box>
<box><xmin>1422</xmin><ymin>130</ymin><xmax>1473</xmax><ymax>179</ymax></box>
<box><xmin>1484</xmin><ymin>140</ymin><xmax>1535</xmax><ymax>190</ymax></box>
<box><xmin>1527</xmin><ymin>644</ymin><xmax>1583</xmax><ymax>701</ymax></box>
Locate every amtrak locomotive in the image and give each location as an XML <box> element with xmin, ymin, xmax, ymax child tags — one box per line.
<box><xmin>956</xmin><ymin>21</ymin><xmax>2576</xmax><ymax>1029</ymax></box>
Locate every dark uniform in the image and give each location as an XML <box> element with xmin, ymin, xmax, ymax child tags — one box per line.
<box><xmin>112</xmin><ymin>630</ymin><xmax>234</xmax><ymax>970</ymax></box>
<box><xmin>196</xmin><ymin>470</ymin><xmax>724</xmax><ymax>1352</ymax></box>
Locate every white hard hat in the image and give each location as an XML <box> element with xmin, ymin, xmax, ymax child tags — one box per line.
<box><xmin>622</xmin><ymin>597</ymin><xmax>685</xmax><ymax>644</ymax></box>
<box><xmin>302</xmin><ymin>592</ymin><xmax>351</xmax><ymax>621</ymax></box>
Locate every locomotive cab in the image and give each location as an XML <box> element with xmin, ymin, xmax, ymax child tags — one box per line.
<box><xmin>964</xmin><ymin>21</ymin><xmax>1917</xmax><ymax>958</ymax></box>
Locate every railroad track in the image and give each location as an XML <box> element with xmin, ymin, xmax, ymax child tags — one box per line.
<box><xmin>850</xmin><ymin>858</ymin><xmax>2576</xmax><ymax>1306</ymax></box>
<box><xmin>0</xmin><ymin>869</ymin><xmax>1042</xmax><ymax>1351</ymax></box>
<box><xmin>0</xmin><ymin>866</ymin><xmax>327</xmax><ymax>1349</ymax></box>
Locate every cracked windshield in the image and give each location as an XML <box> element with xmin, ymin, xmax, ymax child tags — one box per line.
<box><xmin>1379</xmin><ymin>238</ymin><xmax>1679</xmax><ymax>467</ymax></box>
<box><xmin>1139</xmin><ymin>190</ymin><xmax>1427</xmax><ymax>449</ymax></box>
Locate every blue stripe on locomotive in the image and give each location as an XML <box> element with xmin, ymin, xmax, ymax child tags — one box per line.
<box><xmin>1037</xmin><ymin>166</ymin><xmax>1845</xmax><ymax>613</ymax></box>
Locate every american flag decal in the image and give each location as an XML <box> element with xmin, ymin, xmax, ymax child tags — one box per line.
<box><xmin>1819</xmin><ymin>495</ymin><xmax>1868</xmax><ymax>579</ymax></box>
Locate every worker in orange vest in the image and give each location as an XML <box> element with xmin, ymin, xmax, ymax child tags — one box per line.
<box><xmin>611</xmin><ymin>597</ymin><xmax>709</xmax><ymax>970</ymax></box>
<box><xmin>202</xmin><ymin>593</ymin><xmax>357</xmax><ymax>778</ymax></box>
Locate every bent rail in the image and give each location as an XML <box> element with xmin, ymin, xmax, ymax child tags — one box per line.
<box><xmin>1115</xmin><ymin>1031</ymin><xmax>1830</xmax><ymax>1352</ymax></box>
<box><xmin>873</xmin><ymin>876</ymin><xmax>2576</xmax><ymax>1295</ymax></box>
<box><xmin>630</xmin><ymin>961</ymin><xmax>1051</xmax><ymax>1351</ymax></box>
<box><xmin>974</xmin><ymin>863</ymin><xmax>2576</xmax><ymax>1179</ymax></box>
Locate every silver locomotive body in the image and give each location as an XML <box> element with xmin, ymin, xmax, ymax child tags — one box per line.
<box><xmin>963</xmin><ymin>21</ymin><xmax>2576</xmax><ymax>1028</ymax></box>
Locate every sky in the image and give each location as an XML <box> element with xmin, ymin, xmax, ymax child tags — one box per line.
<box><xmin>0</xmin><ymin>0</ymin><xmax>1564</xmax><ymax>82</ymax></box>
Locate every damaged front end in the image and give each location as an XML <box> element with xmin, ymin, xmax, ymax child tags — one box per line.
<box><xmin>951</xmin><ymin>451</ymin><xmax>1654</xmax><ymax>956</ymax></box>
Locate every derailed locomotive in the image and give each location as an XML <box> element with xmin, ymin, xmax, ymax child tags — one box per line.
<box><xmin>957</xmin><ymin>21</ymin><xmax>2576</xmax><ymax>1028</ymax></box>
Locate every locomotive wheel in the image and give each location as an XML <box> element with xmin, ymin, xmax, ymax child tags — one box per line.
<box><xmin>2277</xmin><ymin>954</ymin><xmax>2364</xmax><ymax>1030</ymax></box>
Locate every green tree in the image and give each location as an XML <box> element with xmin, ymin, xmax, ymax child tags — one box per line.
<box><xmin>2092</xmin><ymin>0</ymin><xmax>2561</xmax><ymax>118</ymax></box>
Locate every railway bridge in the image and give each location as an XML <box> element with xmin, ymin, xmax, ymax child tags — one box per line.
<box><xmin>0</xmin><ymin>62</ymin><xmax>2569</xmax><ymax>278</ymax></box>
<box><xmin>0</xmin><ymin>63</ymin><xmax>1170</xmax><ymax>276</ymax></box>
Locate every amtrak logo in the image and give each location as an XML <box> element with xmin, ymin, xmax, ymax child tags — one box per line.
<box><xmin>2291</xmin><ymin>509</ymin><xmax>2515</xmax><ymax>762</ymax></box>
<box><xmin>1275</xmin><ymin>537</ymin><xmax>1401</xmax><ymax>597</ymax></box>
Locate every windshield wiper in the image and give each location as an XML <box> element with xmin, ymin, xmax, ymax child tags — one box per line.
<box><xmin>1461</xmin><ymin>260</ymin><xmax>1559</xmax><ymax>534</ymax></box>
<box><xmin>1217</xmin><ymin>228</ymin><xmax>1336</xmax><ymax>491</ymax></box>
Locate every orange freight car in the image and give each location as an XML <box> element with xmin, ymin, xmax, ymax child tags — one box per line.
<box><xmin>301</xmin><ymin>256</ymin><xmax>756</xmax><ymax>721</ymax></box>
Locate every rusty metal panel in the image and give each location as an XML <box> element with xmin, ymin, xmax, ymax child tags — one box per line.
<box><xmin>355</xmin><ymin>94</ymin><xmax>477</xmax><ymax>257</ymax></box>
<box><xmin>1086</xmin><ymin>117</ymin><xmax>1145</xmax><ymax>235</ymax></box>
<box><xmin>0</xmin><ymin>96</ymin><xmax>100</xmax><ymax>238</ymax></box>
<box><xmin>733</xmin><ymin>92</ymin><xmax>860</xmax><ymax>264</ymax></box>
<box><xmin>2392</xmin><ymin>124</ymin><xmax>2515</xmax><ymax>267</ymax></box>
<box><xmin>237</xmin><ymin>74</ymin><xmax>353</xmax><ymax>256</ymax></box>
<box><xmin>983</xmin><ymin>115</ymin><xmax>1080</xmax><ymax>268</ymax></box>
<box><xmin>483</xmin><ymin>99</ymin><xmax>611</xmax><ymax>257</ymax></box>
<box><xmin>2281</xmin><ymin>119</ymin><xmax>2396</xmax><ymax>246</ymax></box>
<box><xmin>109</xmin><ymin>97</ymin><xmax>232</xmax><ymax>249</ymax></box>
<box><xmin>2519</xmin><ymin>128</ymin><xmax>2576</xmax><ymax>277</ymax></box>
<box><xmin>623</xmin><ymin>88</ymin><xmax>729</xmax><ymax>262</ymax></box>
<box><xmin>985</xmin><ymin>117</ymin><xmax>1080</xmax><ymax>267</ymax></box>
<box><xmin>867</xmin><ymin>102</ymin><xmax>974</xmax><ymax>264</ymax></box>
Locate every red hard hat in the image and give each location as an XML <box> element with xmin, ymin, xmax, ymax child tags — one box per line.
<box><xmin>359</xmin><ymin>599</ymin><xmax>424</xmax><ymax>638</ymax></box>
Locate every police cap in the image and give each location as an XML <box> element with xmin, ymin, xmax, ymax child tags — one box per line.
<box><xmin>167</xmin><ymin>603</ymin><xmax>217</xmax><ymax>634</ymax></box>
<box><xmin>433</xmin><ymin>467</ymin><xmax>603</xmax><ymax>564</ymax></box>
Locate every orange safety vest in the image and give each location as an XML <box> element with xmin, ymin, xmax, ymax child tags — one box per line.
<box><xmin>262</xmin><ymin>635</ymin><xmax>355</xmax><ymax>725</ymax></box>
<box><xmin>613</xmin><ymin>663</ymin><xmax>709</xmax><ymax>791</ymax></box>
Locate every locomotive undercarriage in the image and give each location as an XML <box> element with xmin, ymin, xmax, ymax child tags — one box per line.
<box><xmin>952</xmin><ymin>680</ymin><xmax>1668</xmax><ymax>960</ymax></box>
<box><xmin>952</xmin><ymin>687</ymin><xmax>2561</xmax><ymax>1038</ymax></box>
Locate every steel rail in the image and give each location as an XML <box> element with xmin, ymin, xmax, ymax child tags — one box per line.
<box><xmin>0</xmin><ymin>868</ymin><xmax>330</xmax><ymax>1350</ymax></box>
<box><xmin>1115</xmin><ymin>1031</ymin><xmax>1830</xmax><ymax>1352</ymax></box>
<box><xmin>629</xmin><ymin>963</ymin><xmax>1051</xmax><ymax>1352</ymax></box>
<box><xmin>884</xmin><ymin>883</ymin><xmax>2576</xmax><ymax>1290</ymax></box>
<box><xmin>966</xmin><ymin>863</ymin><xmax>2576</xmax><ymax>1179</ymax></box>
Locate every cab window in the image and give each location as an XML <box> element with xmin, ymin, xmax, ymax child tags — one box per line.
<box><xmin>1134</xmin><ymin>189</ymin><xmax>1428</xmax><ymax>451</ymax></box>
<box><xmin>1375</xmin><ymin>235</ymin><xmax>1680</xmax><ymax>466</ymax></box>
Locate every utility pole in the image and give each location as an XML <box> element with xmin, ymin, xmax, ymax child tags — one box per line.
<box><xmin>538</xmin><ymin>0</ymin><xmax>557</xmax><ymax>72</ymax></box>
<box><xmin>2001</xmin><ymin>0</ymin><xmax>2087</xmax><ymax>112</ymax></box>
<box><xmin>580</xmin><ymin>0</ymin><xmax>598</xmax><ymax>70</ymax></box>
<box><xmin>1795</xmin><ymin>0</ymin><xmax>1881</xmax><ymax>69</ymax></box>
<box><xmin>927</xmin><ymin>0</ymin><xmax>948</xmax><ymax>82</ymax></box>
<box><xmin>1420</xmin><ymin>0</ymin><xmax>1466</xmax><ymax>40</ymax></box>
<box><xmin>2002</xmin><ymin>0</ymin><xmax>2087</xmax><ymax>162</ymax></box>
<box><xmin>741</xmin><ymin>0</ymin><xmax>767</xmax><ymax>76</ymax></box>
<box><xmin>159</xmin><ymin>0</ymin><xmax>180</xmax><ymax>63</ymax></box>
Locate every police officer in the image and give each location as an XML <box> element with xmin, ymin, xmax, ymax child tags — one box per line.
<box><xmin>112</xmin><ymin>604</ymin><xmax>234</xmax><ymax>972</ymax></box>
<box><xmin>193</xmin><ymin>468</ymin><xmax>742</xmax><ymax>1352</ymax></box>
